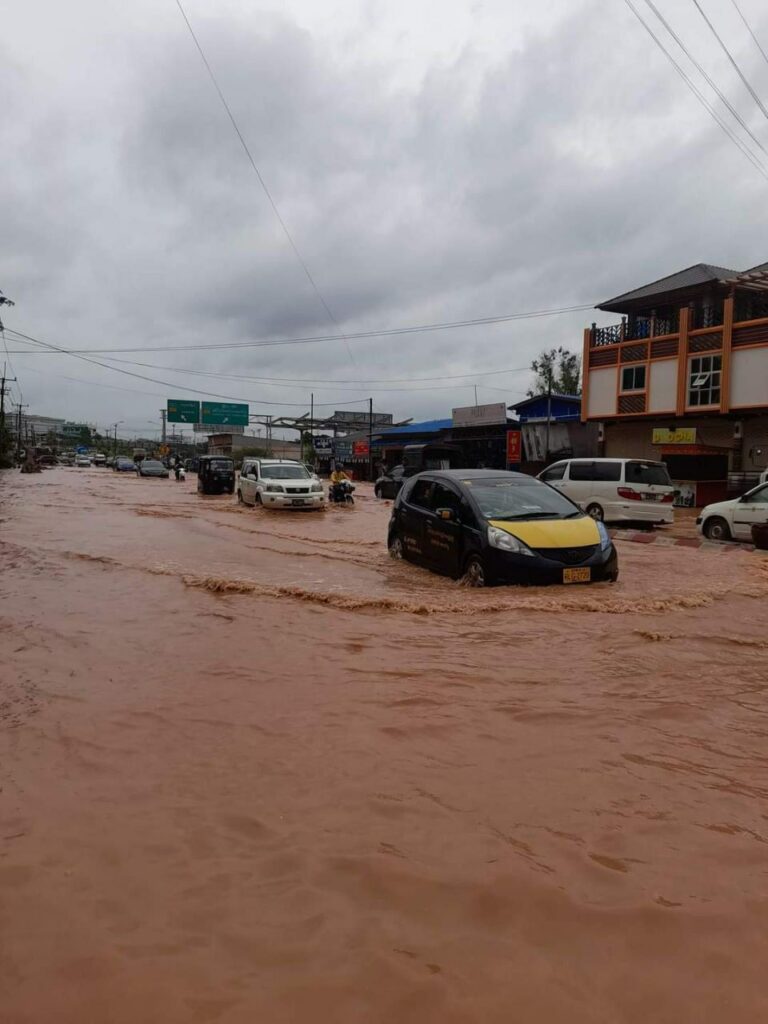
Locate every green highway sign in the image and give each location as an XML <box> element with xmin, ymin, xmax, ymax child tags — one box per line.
<box><xmin>201</xmin><ymin>402</ymin><xmax>249</xmax><ymax>426</ymax></box>
<box><xmin>167</xmin><ymin>399</ymin><xmax>200</xmax><ymax>423</ymax></box>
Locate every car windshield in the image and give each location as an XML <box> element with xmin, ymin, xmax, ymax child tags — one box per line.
<box><xmin>625</xmin><ymin>461</ymin><xmax>672</xmax><ymax>486</ymax></box>
<box><xmin>463</xmin><ymin>477</ymin><xmax>580</xmax><ymax>520</ymax></box>
<box><xmin>207</xmin><ymin>459</ymin><xmax>233</xmax><ymax>470</ymax></box>
<box><xmin>143</xmin><ymin>461</ymin><xmax>163</xmax><ymax>469</ymax></box>
<box><xmin>262</xmin><ymin>464</ymin><xmax>310</xmax><ymax>480</ymax></box>
<box><xmin>117</xmin><ymin>459</ymin><xmax>133</xmax><ymax>466</ymax></box>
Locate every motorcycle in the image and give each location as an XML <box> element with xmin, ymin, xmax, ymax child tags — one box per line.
<box><xmin>329</xmin><ymin>480</ymin><xmax>355</xmax><ymax>505</ymax></box>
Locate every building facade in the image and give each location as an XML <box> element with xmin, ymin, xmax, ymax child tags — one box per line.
<box><xmin>581</xmin><ymin>261</ymin><xmax>768</xmax><ymax>504</ymax></box>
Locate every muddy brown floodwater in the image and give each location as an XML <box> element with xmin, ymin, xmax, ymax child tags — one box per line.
<box><xmin>2</xmin><ymin>467</ymin><xmax>768</xmax><ymax>1023</ymax></box>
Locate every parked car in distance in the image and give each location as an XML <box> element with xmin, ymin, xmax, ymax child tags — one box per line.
<box><xmin>93</xmin><ymin>453</ymin><xmax>107</xmax><ymax>467</ymax></box>
<box><xmin>113</xmin><ymin>457</ymin><xmax>136</xmax><ymax>472</ymax></box>
<box><xmin>697</xmin><ymin>480</ymin><xmax>768</xmax><ymax>541</ymax></box>
<box><xmin>75</xmin><ymin>455</ymin><xmax>91</xmax><ymax>467</ymax></box>
<box><xmin>375</xmin><ymin>465</ymin><xmax>407</xmax><ymax>499</ymax></box>
<box><xmin>238</xmin><ymin>458</ymin><xmax>325</xmax><ymax>509</ymax></box>
<box><xmin>388</xmin><ymin>470</ymin><xmax>618</xmax><ymax>587</ymax></box>
<box><xmin>538</xmin><ymin>458</ymin><xmax>675</xmax><ymax>525</ymax></box>
<box><xmin>197</xmin><ymin>455</ymin><xmax>235</xmax><ymax>495</ymax></box>
<box><xmin>137</xmin><ymin>459</ymin><xmax>170</xmax><ymax>479</ymax></box>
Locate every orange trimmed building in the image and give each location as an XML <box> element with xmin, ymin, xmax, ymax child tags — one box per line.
<box><xmin>581</xmin><ymin>261</ymin><xmax>768</xmax><ymax>506</ymax></box>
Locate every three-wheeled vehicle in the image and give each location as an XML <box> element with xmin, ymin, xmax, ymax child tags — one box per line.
<box><xmin>197</xmin><ymin>455</ymin><xmax>235</xmax><ymax>495</ymax></box>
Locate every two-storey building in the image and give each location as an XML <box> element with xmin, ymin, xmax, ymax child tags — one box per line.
<box><xmin>581</xmin><ymin>261</ymin><xmax>768</xmax><ymax>505</ymax></box>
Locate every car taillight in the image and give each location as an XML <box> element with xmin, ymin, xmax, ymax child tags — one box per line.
<box><xmin>660</xmin><ymin>492</ymin><xmax>675</xmax><ymax>503</ymax></box>
<box><xmin>617</xmin><ymin>487</ymin><xmax>643</xmax><ymax>500</ymax></box>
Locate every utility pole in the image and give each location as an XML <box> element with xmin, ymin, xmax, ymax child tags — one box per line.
<box><xmin>544</xmin><ymin>370</ymin><xmax>552</xmax><ymax>465</ymax></box>
<box><xmin>309</xmin><ymin>393</ymin><xmax>314</xmax><ymax>465</ymax></box>
<box><xmin>15</xmin><ymin>403</ymin><xmax>28</xmax><ymax>461</ymax></box>
<box><xmin>368</xmin><ymin>397</ymin><xmax>374</xmax><ymax>481</ymax></box>
<box><xmin>0</xmin><ymin>368</ymin><xmax>17</xmax><ymax>437</ymax></box>
<box><xmin>160</xmin><ymin>409</ymin><xmax>167</xmax><ymax>444</ymax></box>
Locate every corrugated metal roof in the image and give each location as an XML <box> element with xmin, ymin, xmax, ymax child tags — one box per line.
<box><xmin>509</xmin><ymin>393</ymin><xmax>581</xmax><ymax>411</ymax></box>
<box><xmin>598</xmin><ymin>263</ymin><xmax>738</xmax><ymax>310</ymax></box>
<box><xmin>376</xmin><ymin>418</ymin><xmax>452</xmax><ymax>436</ymax></box>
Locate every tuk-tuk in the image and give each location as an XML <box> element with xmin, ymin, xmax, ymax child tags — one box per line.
<box><xmin>197</xmin><ymin>455</ymin><xmax>235</xmax><ymax>495</ymax></box>
<box><xmin>402</xmin><ymin>443</ymin><xmax>463</xmax><ymax>475</ymax></box>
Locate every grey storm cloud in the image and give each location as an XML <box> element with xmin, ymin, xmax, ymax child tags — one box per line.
<box><xmin>3</xmin><ymin>0</ymin><xmax>768</xmax><ymax>431</ymax></box>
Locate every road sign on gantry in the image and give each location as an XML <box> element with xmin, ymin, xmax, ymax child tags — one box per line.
<box><xmin>167</xmin><ymin>399</ymin><xmax>201</xmax><ymax>423</ymax></box>
<box><xmin>201</xmin><ymin>402</ymin><xmax>249</xmax><ymax>426</ymax></box>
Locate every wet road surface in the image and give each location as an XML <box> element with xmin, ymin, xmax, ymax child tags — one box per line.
<box><xmin>2</xmin><ymin>467</ymin><xmax>768</xmax><ymax>1023</ymax></box>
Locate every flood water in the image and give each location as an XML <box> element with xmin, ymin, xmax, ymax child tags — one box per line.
<box><xmin>2</xmin><ymin>467</ymin><xmax>768</xmax><ymax>1023</ymax></box>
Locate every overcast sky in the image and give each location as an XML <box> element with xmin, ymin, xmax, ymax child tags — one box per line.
<box><xmin>3</xmin><ymin>0</ymin><xmax>768</xmax><ymax>438</ymax></box>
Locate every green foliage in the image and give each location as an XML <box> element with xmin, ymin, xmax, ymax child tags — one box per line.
<box><xmin>528</xmin><ymin>347</ymin><xmax>581</xmax><ymax>398</ymax></box>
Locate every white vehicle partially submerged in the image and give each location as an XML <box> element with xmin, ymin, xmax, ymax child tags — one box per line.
<box><xmin>237</xmin><ymin>458</ymin><xmax>325</xmax><ymax>510</ymax></box>
<box><xmin>697</xmin><ymin>480</ymin><xmax>768</xmax><ymax>542</ymax></box>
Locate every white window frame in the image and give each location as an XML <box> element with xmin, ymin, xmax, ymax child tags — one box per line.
<box><xmin>620</xmin><ymin>364</ymin><xmax>647</xmax><ymax>393</ymax></box>
<box><xmin>688</xmin><ymin>354</ymin><xmax>722</xmax><ymax>408</ymax></box>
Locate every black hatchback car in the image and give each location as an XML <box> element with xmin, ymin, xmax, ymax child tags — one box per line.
<box><xmin>197</xmin><ymin>456</ymin><xmax>235</xmax><ymax>495</ymax></box>
<box><xmin>387</xmin><ymin>470</ymin><xmax>618</xmax><ymax>587</ymax></box>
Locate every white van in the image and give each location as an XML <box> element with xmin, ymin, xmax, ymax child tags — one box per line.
<box><xmin>238</xmin><ymin>458</ymin><xmax>325</xmax><ymax>510</ymax></box>
<box><xmin>538</xmin><ymin>458</ymin><xmax>675</xmax><ymax>524</ymax></box>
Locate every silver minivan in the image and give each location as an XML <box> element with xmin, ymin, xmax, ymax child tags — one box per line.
<box><xmin>538</xmin><ymin>458</ymin><xmax>675</xmax><ymax>524</ymax></box>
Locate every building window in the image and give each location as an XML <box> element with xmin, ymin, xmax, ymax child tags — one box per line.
<box><xmin>621</xmin><ymin>365</ymin><xmax>646</xmax><ymax>392</ymax></box>
<box><xmin>688</xmin><ymin>354</ymin><xmax>721</xmax><ymax>407</ymax></box>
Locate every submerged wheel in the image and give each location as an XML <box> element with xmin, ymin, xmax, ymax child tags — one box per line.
<box><xmin>236</xmin><ymin>489</ymin><xmax>244</xmax><ymax>504</ymax></box>
<box><xmin>374</xmin><ymin>485</ymin><xmax>382</xmax><ymax>498</ymax></box>
<box><xmin>388</xmin><ymin>535</ymin><xmax>404</xmax><ymax>560</ymax></box>
<box><xmin>704</xmin><ymin>516</ymin><xmax>730</xmax><ymax>542</ymax></box>
<box><xmin>461</xmin><ymin>555</ymin><xmax>487</xmax><ymax>588</ymax></box>
<box><xmin>586</xmin><ymin>503</ymin><xmax>604</xmax><ymax>522</ymax></box>
<box><xmin>254</xmin><ymin>492</ymin><xmax>263</xmax><ymax>506</ymax></box>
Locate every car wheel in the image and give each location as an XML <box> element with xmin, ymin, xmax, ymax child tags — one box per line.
<box><xmin>586</xmin><ymin>503</ymin><xmax>604</xmax><ymax>522</ymax></box>
<box><xmin>374</xmin><ymin>485</ymin><xmax>381</xmax><ymax>498</ymax></box>
<box><xmin>461</xmin><ymin>554</ymin><xmax>487</xmax><ymax>588</ymax></box>
<box><xmin>255</xmin><ymin>492</ymin><xmax>263</xmax><ymax>506</ymax></box>
<box><xmin>704</xmin><ymin>516</ymin><xmax>731</xmax><ymax>542</ymax></box>
<box><xmin>388</xmin><ymin>535</ymin><xmax>404</xmax><ymax>560</ymax></box>
<box><xmin>236</xmin><ymin>489</ymin><xmax>244</xmax><ymax>504</ymax></box>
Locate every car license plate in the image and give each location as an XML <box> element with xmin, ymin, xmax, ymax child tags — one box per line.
<box><xmin>291</xmin><ymin>498</ymin><xmax>306</xmax><ymax>506</ymax></box>
<box><xmin>563</xmin><ymin>567</ymin><xmax>591</xmax><ymax>584</ymax></box>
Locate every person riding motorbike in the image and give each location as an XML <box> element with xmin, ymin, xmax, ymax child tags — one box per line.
<box><xmin>330</xmin><ymin>466</ymin><xmax>354</xmax><ymax>503</ymax></box>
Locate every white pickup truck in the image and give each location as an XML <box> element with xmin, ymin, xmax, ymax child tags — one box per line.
<box><xmin>237</xmin><ymin>458</ymin><xmax>325</xmax><ymax>510</ymax></box>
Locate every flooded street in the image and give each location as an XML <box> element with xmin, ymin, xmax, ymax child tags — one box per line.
<box><xmin>2</xmin><ymin>466</ymin><xmax>768</xmax><ymax>1023</ymax></box>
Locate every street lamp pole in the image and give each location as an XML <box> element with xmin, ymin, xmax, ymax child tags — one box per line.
<box><xmin>112</xmin><ymin>421</ymin><xmax>123</xmax><ymax>458</ymax></box>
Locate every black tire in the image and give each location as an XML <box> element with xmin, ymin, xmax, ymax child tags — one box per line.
<box><xmin>388</xmin><ymin>534</ymin><xmax>404</xmax><ymax>560</ymax></box>
<box><xmin>704</xmin><ymin>516</ymin><xmax>731</xmax><ymax>542</ymax></box>
<box><xmin>255</xmin><ymin>492</ymin><xmax>263</xmax><ymax>506</ymax></box>
<box><xmin>236</xmin><ymin>489</ymin><xmax>244</xmax><ymax>504</ymax></box>
<box><xmin>586</xmin><ymin>503</ymin><xmax>604</xmax><ymax>522</ymax></box>
<box><xmin>374</xmin><ymin>485</ymin><xmax>382</xmax><ymax>499</ymax></box>
<box><xmin>461</xmin><ymin>554</ymin><xmax>488</xmax><ymax>588</ymax></box>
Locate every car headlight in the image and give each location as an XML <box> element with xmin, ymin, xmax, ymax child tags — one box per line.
<box><xmin>596</xmin><ymin>521</ymin><xmax>611</xmax><ymax>551</ymax></box>
<box><xmin>487</xmin><ymin>525</ymin><xmax>535</xmax><ymax>557</ymax></box>
<box><xmin>265</xmin><ymin>484</ymin><xmax>285</xmax><ymax>493</ymax></box>
<box><xmin>311</xmin><ymin>482</ymin><xmax>323</xmax><ymax>492</ymax></box>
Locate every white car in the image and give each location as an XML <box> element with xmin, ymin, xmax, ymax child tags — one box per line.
<box><xmin>75</xmin><ymin>455</ymin><xmax>91</xmax><ymax>467</ymax></box>
<box><xmin>697</xmin><ymin>481</ymin><xmax>768</xmax><ymax>542</ymax></box>
<box><xmin>538</xmin><ymin>458</ymin><xmax>675</xmax><ymax>525</ymax></box>
<box><xmin>238</xmin><ymin>458</ymin><xmax>325</xmax><ymax>510</ymax></box>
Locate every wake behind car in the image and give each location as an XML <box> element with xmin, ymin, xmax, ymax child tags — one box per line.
<box><xmin>137</xmin><ymin>459</ymin><xmax>169</xmax><ymax>479</ymax></box>
<box><xmin>238</xmin><ymin>458</ymin><xmax>324</xmax><ymax>510</ymax></box>
<box><xmin>697</xmin><ymin>480</ymin><xmax>768</xmax><ymax>542</ymax></box>
<box><xmin>388</xmin><ymin>470</ymin><xmax>618</xmax><ymax>587</ymax></box>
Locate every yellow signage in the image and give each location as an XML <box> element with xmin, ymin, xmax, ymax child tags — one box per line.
<box><xmin>652</xmin><ymin>428</ymin><xmax>697</xmax><ymax>445</ymax></box>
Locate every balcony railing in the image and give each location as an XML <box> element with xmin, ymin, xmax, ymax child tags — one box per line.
<box><xmin>591</xmin><ymin>312</ymin><xmax>679</xmax><ymax>347</ymax></box>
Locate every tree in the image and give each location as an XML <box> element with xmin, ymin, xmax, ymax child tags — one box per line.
<box><xmin>527</xmin><ymin>347</ymin><xmax>581</xmax><ymax>397</ymax></box>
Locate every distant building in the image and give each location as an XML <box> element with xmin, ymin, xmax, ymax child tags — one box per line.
<box><xmin>207</xmin><ymin>433</ymin><xmax>301</xmax><ymax>460</ymax></box>
<box><xmin>581</xmin><ymin>260</ymin><xmax>768</xmax><ymax>504</ymax></box>
<box><xmin>509</xmin><ymin>394</ymin><xmax>599</xmax><ymax>465</ymax></box>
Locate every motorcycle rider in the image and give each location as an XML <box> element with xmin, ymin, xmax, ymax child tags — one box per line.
<box><xmin>330</xmin><ymin>464</ymin><xmax>352</xmax><ymax>503</ymax></box>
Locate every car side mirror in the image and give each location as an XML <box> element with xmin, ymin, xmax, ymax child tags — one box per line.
<box><xmin>436</xmin><ymin>507</ymin><xmax>456</xmax><ymax>522</ymax></box>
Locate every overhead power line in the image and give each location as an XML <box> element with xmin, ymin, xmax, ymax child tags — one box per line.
<box><xmin>641</xmin><ymin>0</ymin><xmax>768</xmax><ymax>160</ymax></box>
<box><xmin>622</xmin><ymin>0</ymin><xmax>768</xmax><ymax>181</ymax></box>
<box><xmin>173</xmin><ymin>0</ymin><xmax>357</xmax><ymax>368</ymax></box>
<box><xmin>729</xmin><ymin>0</ymin><xmax>768</xmax><ymax>73</ymax></box>
<box><xmin>690</xmin><ymin>0</ymin><xmax>768</xmax><ymax>122</ymax></box>
<box><xmin>2</xmin><ymin>302</ymin><xmax>594</xmax><ymax>355</ymax></box>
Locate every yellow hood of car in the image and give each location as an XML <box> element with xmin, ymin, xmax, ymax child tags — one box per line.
<box><xmin>488</xmin><ymin>516</ymin><xmax>600</xmax><ymax>549</ymax></box>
